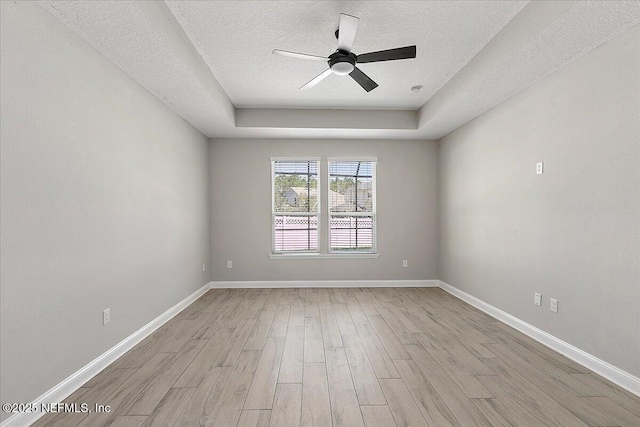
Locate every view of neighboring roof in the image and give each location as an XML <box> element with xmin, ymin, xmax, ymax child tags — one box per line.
<box><xmin>285</xmin><ymin>186</ymin><xmax>373</xmax><ymax>213</ymax></box>
<box><xmin>286</xmin><ymin>187</ymin><xmax>346</xmax><ymax>209</ymax></box>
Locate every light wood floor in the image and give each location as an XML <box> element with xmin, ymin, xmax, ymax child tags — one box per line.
<box><xmin>34</xmin><ymin>287</ymin><xmax>640</xmax><ymax>427</ymax></box>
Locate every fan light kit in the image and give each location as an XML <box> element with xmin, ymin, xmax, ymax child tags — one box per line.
<box><xmin>273</xmin><ymin>13</ymin><xmax>417</xmax><ymax>92</ymax></box>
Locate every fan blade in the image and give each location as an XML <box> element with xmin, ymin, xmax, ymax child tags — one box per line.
<box><xmin>337</xmin><ymin>13</ymin><xmax>359</xmax><ymax>52</ymax></box>
<box><xmin>349</xmin><ymin>67</ymin><xmax>378</xmax><ymax>92</ymax></box>
<box><xmin>272</xmin><ymin>49</ymin><xmax>328</xmax><ymax>62</ymax></box>
<box><xmin>300</xmin><ymin>69</ymin><xmax>333</xmax><ymax>90</ymax></box>
<box><xmin>356</xmin><ymin>46</ymin><xmax>416</xmax><ymax>64</ymax></box>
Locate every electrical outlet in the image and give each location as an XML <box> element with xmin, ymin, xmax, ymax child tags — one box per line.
<box><xmin>202</xmin><ymin>264</ymin><xmax>206</xmax><ymax>272</ymax></box>
<box><xmin>550</xmin><ymin>298</ymin><xmax>558</xmax><ymax>313</ymax></box>
<box><xmin>402</xmin><ymin>260</ymin><xmax>408</xmax><ymax>268</ymax></box>
<box><xmin>103</xmin><ymin>308</ymin><xmax>110</xmax><ymax>325</ymax></box>
<box><xmin>227</xmin><ymin>261</ymin><xmax>233</xmax><ymax>269</ymax></box>
<box><xmin>534</xmin><ymin>293</ymin><xmax>542</xmax><ymax>307</ymax></box>
<box><xmin>536</xmin><ymin>161</ymin><xmax>544</xmax><ymax>175</ymax></box>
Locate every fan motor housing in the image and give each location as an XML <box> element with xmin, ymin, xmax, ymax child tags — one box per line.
<box><xmin>328</xmin><ymin>51</ymin><xmax>356</xmax><ymax>75</ymax></box>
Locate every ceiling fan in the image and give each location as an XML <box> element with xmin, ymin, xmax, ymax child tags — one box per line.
<box><xmin>273</xmin><ymin>13</ymin><xmax>417</xmax><ymax>92</ymax></box>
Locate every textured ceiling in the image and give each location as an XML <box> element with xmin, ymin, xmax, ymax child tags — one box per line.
<box><xmin>419</xmin><ymin>1</ymin><xmax>640</xmax><ymax>138</ymax></box>
<box><xmin>166</xmin><ymin>1</ymin><xmax>526</xmax><ymax>110</ymax></box>
<box><xmin>37</xmin><ymin>0</ymin><xmax>233</xmax><ymax>137</ymax></box>
<box><xmin>36</xmin><ymin>1</ymin><xmax>640</xmax><ymax>139</ymax></box>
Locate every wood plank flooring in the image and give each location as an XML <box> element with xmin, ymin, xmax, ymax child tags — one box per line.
<box><xmin>33</xmin><ymin>288</ymin><xmax>640</xmax><ymax>427</ymax></box>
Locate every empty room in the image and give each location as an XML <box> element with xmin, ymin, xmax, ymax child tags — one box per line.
<box><xmin>1</xmin><ymin>1</ymin><xmax>639</xmax><ymax>426</ymax></box>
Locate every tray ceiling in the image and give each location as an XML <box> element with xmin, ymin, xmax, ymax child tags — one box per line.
<box><xmin>37</xmin><ymin>1</ymin><xmax>640</xmax><ymax>139</ymax></box>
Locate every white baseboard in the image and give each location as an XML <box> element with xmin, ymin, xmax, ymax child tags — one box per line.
<box><xmin>1</xmin><ymin>282</ymin><xmax>211</xmax><ymax>427</ymax></box>
<box><xmin>438</xmin><ymin>280</ymin><xmax>640</xmax><ymax>397</ymax></box>
<box><xmin>6</xmin><ymin>278</ymin><xmax>636</xmax><ymax>427</ymax></box>
<box><xmin>210</xmin><ymin>279</ymin><xmax>439</xmax><ymax>289</ymax></box>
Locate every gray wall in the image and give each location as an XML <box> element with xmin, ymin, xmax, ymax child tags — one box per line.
<box><xmin>0</xmin><ymin>2</ymin><xmax>211</xmax><ymax>417</ymax></box>
<box><xmin>210</xmin><ymin>138</ymin><xmax>439</xmax><ymax>282</ymax></box>
<box><xmin>439</xmin><ymin>25</ymin><xmax>640</xmax><ymax>376</ymax></box>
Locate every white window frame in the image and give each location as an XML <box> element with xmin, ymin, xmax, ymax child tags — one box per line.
<box><xmin>271</xmin><ymin>157</ymin><xmax>321</xmax><ymax>254</ymax></box>
<box><xmin>327</xmin><ymin>157</ymin><xmax>377</xmax><ymax>254</ymax></box>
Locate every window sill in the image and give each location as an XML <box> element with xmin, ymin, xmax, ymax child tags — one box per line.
<box><xmin>269</xmin><ymin>253</ymin><xmax>379</xmax><ymax>260</ymax></box>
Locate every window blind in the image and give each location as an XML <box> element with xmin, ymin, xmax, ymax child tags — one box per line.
<box><xmin>272</xmin><ymin>160</ymin><xmax>320</xmax><ymax>253</ymax></box>
<box><xmin>328</xmin><ymin>160</ymin><xmax>376</xmax><ymax>252</ymax></box>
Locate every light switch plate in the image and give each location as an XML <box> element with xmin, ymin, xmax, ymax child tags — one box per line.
<box><xmin>550</xmin><ymin>298</ymin><xmax>558</xmax><ymax>313</ymax></box>
<box><xmin>534</xmin><ymin>293</ymin><xmax>542</xmax><ymax>307</ymax></box>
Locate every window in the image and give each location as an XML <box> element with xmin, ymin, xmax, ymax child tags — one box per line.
<box><xmin>328</xmin><ymin>159</ymin><xmax>376</xmax><ymax>253</ymax></box>
<box><xmin>271</xmin><ymin>159</ymin><xmax>320</xmax><ymax>253</ymax></box>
